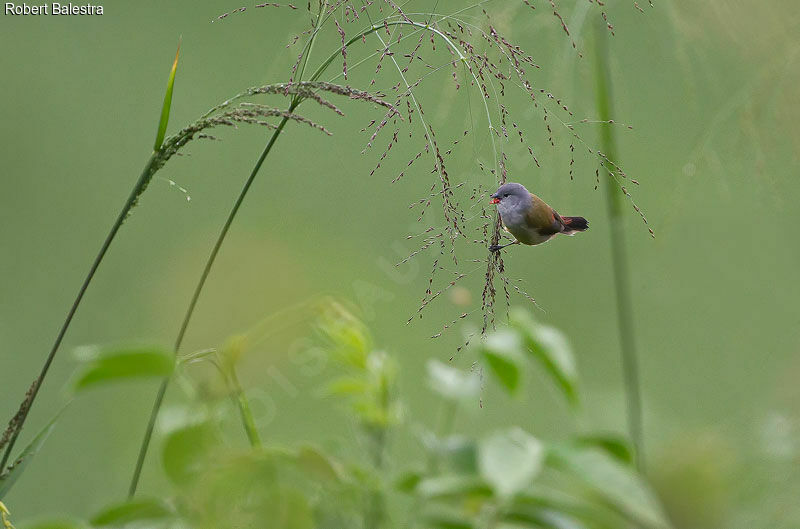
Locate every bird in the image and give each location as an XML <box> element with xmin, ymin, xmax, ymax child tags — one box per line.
<box><xmin>488</xmin><ymin>182</ymin><xmax>588</xmax><ymax>252</ymax></box>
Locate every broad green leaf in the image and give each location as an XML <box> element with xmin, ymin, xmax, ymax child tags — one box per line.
<box><xmin>427</xmin><ymin>360</ymin><xmax>480</xmax><ymax>401</ymax></box>
<box><xmin>162</xmin><ymin>422</ymin><xmax>218</xmax><ymax>486</ymax></box>
<box><xmin>90</xmin><ymin>498</ymin><xmax>173</xmax><ymax>527</ymax></box>
<box><xmin>0</xmin><ymin>406</ymin><xmax>65</xmax><ymax>499</ymax></box>
<box><xmin>73</xmin><ymin>347</ymin><xmax>174</xmax><ymax>392</ymax></box>
<box><xmin>479</xmin><ymin>329</ymin><xmax>524</xmax><ymax>395</ymax></box>
<box><xmin>416</xmin><ymin>474</ymin><xmax>492</xmax><ymax>500</ymax></box>
<box><xmin>547</xmin><ymin>446</ymin><xmax>670</xmax><ymax>529</ymax></box>
<box><xmin>510</xmin><ymin>309</ymin><xmax>578</xmax><ymax>405</ymax></box>
<box><xmin>153</xmin><ymin>39</ymin><xmax>180</xmax><ymax>151</ymax></box>
<box><xmin>478</xmin><ymin>428</ymin><xmax>543</xmax><ymax>498</ymax></box>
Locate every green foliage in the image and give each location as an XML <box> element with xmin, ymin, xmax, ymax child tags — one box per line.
<box><xmin>427</xmin><ymin>360</ymin><xmax>480</xmax><ymax>403</ymax></box>
<box><xmin>161</xmin><ymin>423</ymin><xmax>220</xmax><ymax>486</ymax></box>
<box><xmin>547</xmin><ymin>446</ymin><xmax>669</xmax><ymax>529</ymax></box>
<box><xmin>90</xmin><ymin>498</ymin><xmax>174</xmax><ymax>528</ymax></box>
<box><xmin>72</xmin><ymin>348</ymin><xmax>174</xmax><ymax>392</ymax></box>
<box><xmin>478</xmin><ymin>428</ymin><xmax>544</xmax><ymax>498</ymax></box>
<box><xmin>18</xmin><ymin>304</ymin><xmax>669</xmax><ymax>529</ymax></box>
<box><xmin>0</xmin><ymin>409</ymin><xmax>64</xmax><ymax>500</ymax></box>
<box><xmin>509</xmin><ymin>308</ymin><xmax>579</xmax><ymax>405</ymax></box>
<box><xmin>476</xmin><ymin>309</ymin><xmax>578</xmax><ymax>406</ymax></box>
<box><xmin>153</xmin><ymin>40</ymin><xmax>180</xmax><ymax>152</ymax></box>
<box><xmin>316</xmin><ymin>302</ymin><xmax>399</xmax><ymax>430</ymax></box>
<box><xmin>571</xmin><ymin>434</ymin><xmax>635</xmax><ymax>466</ymax></box>
<box><xmin>479</xmin><ymin>329</ymin><xmax>524</xmax><ymax>395</ymax></box>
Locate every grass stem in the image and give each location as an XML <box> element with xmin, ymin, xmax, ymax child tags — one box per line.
<box><xmin>592</xmin><ymin>21</ymin><xmax>644</xmax><ymax>470</ymax></box>
<box><xmin>1</xmin><ymin>153</ymin><xmax>158</xmax><ymax>472</ymax></box>
<box><xmin>230</xmin><ymin>368</ymin><xmax>262</xmax><ymax>448</ymax></box>
<box><xmin>127</xmin><ymin>116</ymin><xmax>290</xmax><ymax>497</ymax></box>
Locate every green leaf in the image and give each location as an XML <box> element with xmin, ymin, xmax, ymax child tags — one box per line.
<box><xmin>510</xmin><ymin>309</ymin><xmax>578</xmax><ymax>405</ymax></box>
<box><xmin>325</xmin><ymin>376</ymin><xmax>369</xmax><ymax>396</ymax></box>
<box><xmin>316</xmin><ymin>301</ymin><xmax>372</xmax><ymax>369</ymax></box>
<box><xmin>415</xmin><ymin>474</ymin><xmax>492</xmax><ymax>500</ymax></box>
<box><xmin>572</xmin><ymin>434</ymin><xmax>635</xmax><ymax>465</ymax></box>
<box><xmin>479</xmin><ymin>329</ymin><xmax>524</xmax><ymax>395</ymax></box>
<box><xmin>478</xmin><ymin>428</ymin><xmax>544</xmax><ymax>498</ymax></box>
<box><xmin>421</xmin><ymin>433</ymin><xmax>478</xmax><ymax>473</ymax></box>
<box><xmin>294</xmin><ymin>444</ymin><xmax>345</xmax><ymax>482</ymax></box>
<box><xmin>427</xmin><ymin>360</ymin><xmax>480</xmax><ymax>401</ymax></box>
<box><xmin>420</xmin><ymin>506</ymin><xmax>476</xmax><ymax>529</ymax></box>
<box><xmin>437</xmin><ymin>435</ymin><xmax>478</xmax><ymax>474</ymax></box>
<box><xmin>90</xmin><ymin>498</ymin><xmax>173</xmax><ymax>527</ymax></box>
<box><xmin>153</xmin><ymin>39</ymin><xmax>180</xmax><ymax>151</ymax></box>
<box><xmin>395</xmin><ymin>471</ymin><xmax>424</xmax><ymax>492</ymax></box>
<box><xmin>73</xmin><ymin>347</ymin><xmax>174</xmax><ymax>392</ymax></box>
<box><xmin>162</xmin><ymin>422</ymin><xmax>218</xmax><ymax>486</ymax></box>
<box><xmin>504</xmin><ymin>507</ymin><xmax>589</xmax><ymax>529</ymax></box>
<box><xmin>264</xmin><ymin>488</ymin><xmax>314</xmax><ymax>529</ymax></box>
<box><xmin>547</xmin><ymin>446</ymin><xmax>670</xmax><ymax>529</ymax></box>
<box><xmin>0</xmin><ymin>406</ymin><xmax>65</xmax><ymax>499</ymax></box>
<box><xmin>513</xmin><ymin>486</ymin><xmax>629</xmax><ymax>529</ymax></box>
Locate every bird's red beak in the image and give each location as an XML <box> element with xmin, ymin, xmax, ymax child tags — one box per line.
<box><xmin>489</xmin><ymin>198</ymin><xmax>500</xmax><ymax>205</ymax></box>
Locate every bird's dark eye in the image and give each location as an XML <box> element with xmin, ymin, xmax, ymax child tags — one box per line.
<box><xmin>503</xmin><ymin>193</ymin><xmax>509</xmax><ymax>198</ymax></box>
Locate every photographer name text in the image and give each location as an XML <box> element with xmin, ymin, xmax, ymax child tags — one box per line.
<box><xmin>5</xmin><ymin>2</ymin><xmax>104</xmax><ymax>15</ymax></box>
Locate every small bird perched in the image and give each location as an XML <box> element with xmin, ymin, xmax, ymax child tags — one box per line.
<box><xmin>488</xmin><ymin>182</ymin><xmax>588</xmax><ymax>252</ymax></box>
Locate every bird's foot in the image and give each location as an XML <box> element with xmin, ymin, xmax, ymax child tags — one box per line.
<box><xmin>488</xmin><ymin>245</ymin><xmax>503</xmax><ymax>252</ymax></box>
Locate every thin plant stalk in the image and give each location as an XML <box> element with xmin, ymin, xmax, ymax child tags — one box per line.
<box><xmin>0</xmin><ymin>153</ymin><xmax>158</xmax><ymax>471</ymax></box>
<box><xmin>592</xmin><ymin>21</ymin><xmax>644</xmax><ymax>470</ymax></box>
<box><xmin>229</xmin><ymin>368</ymin><xmax>262</xmax><ymax>449</ymax></box>
<box><xmin>127</xmin><ymin>115</ymin><xmax>291</xmax><ymax>497</ymax></box>
<box><xmin>128</xmin><ymin>4</ymin><xmax>342</xmax><ymax>496</ymax></box>
<box><xmin>364</xmin><ymin>372</ymin><xmax>390</xmax><ymax>528</ymax></box>
<box><xmin>1</xmin><ymin>42</ymin><xmax>180</xmax><ymax>473</ymax></box>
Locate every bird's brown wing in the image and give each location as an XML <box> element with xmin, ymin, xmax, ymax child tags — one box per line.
<box><xmin>526</xmin><ymin>193</ymin><xmax>564</xmax><ymax>236</ymax></box>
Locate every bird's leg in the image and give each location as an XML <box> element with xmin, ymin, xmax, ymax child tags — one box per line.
<box><xmin>489</xmin><ymin>240</ymin><xmax>520</xmax><ymax>252</ymax></box>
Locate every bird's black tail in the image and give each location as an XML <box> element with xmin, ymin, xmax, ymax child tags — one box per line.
<box><xmin>562</xmin><ymin>216</ymin><xmax>589</xmax><ymax>232</ymax></box>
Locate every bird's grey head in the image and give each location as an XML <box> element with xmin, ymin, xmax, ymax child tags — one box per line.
<box><xmin>490</xmin><ymin>183</ymin><xmax>531</xmax><ymax>214</ymax></box>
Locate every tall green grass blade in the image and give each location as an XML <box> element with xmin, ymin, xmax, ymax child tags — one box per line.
<box><xmin>153</xmin><ymin>39</ymin><xmax>180</xmax><ymax>152</ymax></box>
<box><xmin>0</xmin><ymin>407</ymin><xmax>65</xmax><ymax>500</ymax></box>
<box><xmin>592</xmin><ymin>20</ymin><xmax>644</xmax><ymax>469</ymax></box>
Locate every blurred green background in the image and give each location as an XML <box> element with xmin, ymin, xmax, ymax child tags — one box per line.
<box><xmin>1</xmin><ymin>0</ymin><xmax>798</xmax><ymax>526</ymax></box>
